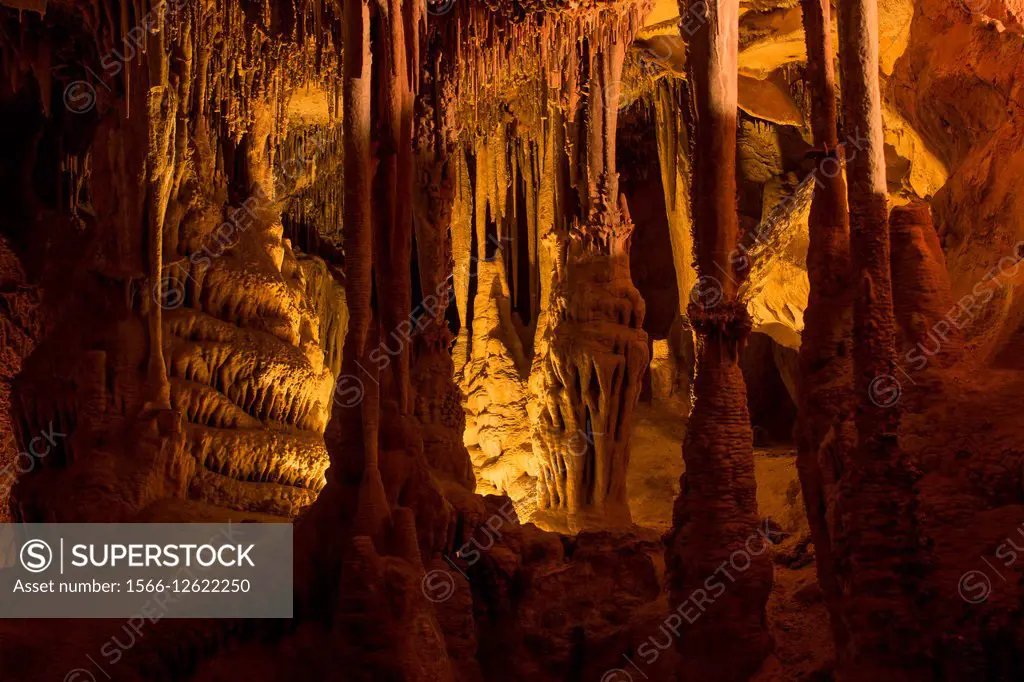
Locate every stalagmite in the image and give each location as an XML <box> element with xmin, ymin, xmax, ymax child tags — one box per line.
<box><xmin>836</xmin><ymin>0</ymin><xmax>927</xmax><ymax>676</ymax></box>
<box><xmin>10</xmin><ymin>1</ymin><xmax>1024</xmax><ymax>680</ymax></box>
<box><xmin>889</xmin><ymin>200</ymin><xmax>962</xmax><ymax>369</ymax></box>
<box><xmin>795</xmin><ymin>0</ymin><xmax>853</xmax><ymax>656</ymax></box>
<box><xmin>529</xmin><ymin>13</ymin><xmax>650</xmax><ymax>533</ymax></box>
<box><xmin>665</xmin><ymin>0</ymin><xmax>773</xmax><ymax>679</ymax></box>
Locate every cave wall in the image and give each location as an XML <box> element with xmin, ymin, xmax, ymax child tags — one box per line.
<box><xmin>2</xmin><ymin>1</ymin><xmax>1024</xmax><ymax>681</ymax></box>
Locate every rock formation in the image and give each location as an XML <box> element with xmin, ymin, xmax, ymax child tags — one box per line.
<box><xmin>528</xmin><ymin>11</ymin><xmax>651</xmax><ymax>533</ymax></box>
<box><xmin>3</xmin><ymin>1</ymin><xmax>1024</xmax><ymax>681</ymax></box>
<box><xmin>890</xmin><ymin>199</ymin><xmax>963</xmax><ymax>369</ymax></box>
<box><xmin>665</xmin><ymin>1</ymin><xmax>774</xmax><ymax>680</ymax></box>
<box><xmin>836</xmin><ymin>0</ymin><xmax>928</xmax><ymax>675</ymax></box>
<box><xmin>794</xmin><ymin>0</ymin><xmax>854</xmax><ymax>656</ymax></box>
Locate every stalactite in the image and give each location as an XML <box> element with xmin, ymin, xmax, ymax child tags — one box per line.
<box><xmin>143</xmin><ymin>14</ymin><xmax>175</xmax><ymax>411</ymax></box>
<box><xmin>6</xmin><ymin>0</ymin><xmax>350</xmax><ymax>530</ymax></box>
<box><xmin>536</xmin><ymin>96</ymin><xmax>558</xmax><ymax>318</ymax></box>
<box><xmin>652</xmin><ymin>78</ymin><xmax>696</xmax><ymax>315</ymax></box>
<box><xmin>451</xmin><ymin>149</ymin><xmax>474</xmax><ymax>370</ymax></box>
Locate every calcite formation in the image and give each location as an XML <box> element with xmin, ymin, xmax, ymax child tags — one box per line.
<box><xmin>794</xmin><ymin>0</ymin><xmax>855</xmax><ymax>657</ymax></box>
<box><xmin>530</xmin><ymin>204</ymin><xmax>650</xmax><ymax>531</ymax></box>
<box><xmin>3</xmin><ymin>0</ymin><xmax>1024</xmax><ymax>681</ymax></box>
<box><xmin>664</xmin><ymin>1</ymin><xmax>773</xmax><ymax>679</ymax></box>
<box><xmin>889</xmin><ymin>200</ymin><xmax>963</xmax><ymax>368</ymax></box>
<box><xmin>2</xmin><ymin>1</ymin><xmax>348</xmax><ymax>523</ymax></box>
<box><xmin>528</xmin><ymin>12</ymin><xmax>651</xmax><ymax>533</ymax></box>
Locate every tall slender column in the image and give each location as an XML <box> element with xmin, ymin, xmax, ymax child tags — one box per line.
<box><xmin>665</xmin><ymin>1</ymin><xmax>773</xmax><ymax>679</ymax></box>
<box><xmin>796</xmin><ymin>0</ymin><xmax>853</xmax><ymax>655</ymax></box>
<box><xmin>836</xmin><ymin>0</ymin><xmax>927</xmax><ymax>676</ymax></box>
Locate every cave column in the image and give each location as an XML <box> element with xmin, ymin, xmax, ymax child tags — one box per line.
<box><xmin>297</xmin><ymin>0</ymin><xmax>387</xmax><ymax>612</ymax></box>
<box><xmin>665</xmin><ymin>1</ymin><xmax>773</xmax><ymax>679</ymax></box>
<box><xmin>529</xmin><ymin>21</ymin><xmax>649</xmax><ymax>533</ymax></box>
<box><xmin>835</xmin><ymin>0</ymin><xmax>927</xmax><ymax>676</ymax></box>
<box><xmin>375</xmin><ymin>0</ymin><xmax>416</xmax><ymax>415</ymax></box>
<box><xmin>795</xmin><ymin>0</ymin><xmax>853</xmax><ymax>656</ymax></box>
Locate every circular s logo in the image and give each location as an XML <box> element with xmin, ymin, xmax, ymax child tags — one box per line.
<box><xmin>153</xmin><ymin>277</ymin><xmax>185</xmax><ymax>310</ymax></box>
<box><xmin>958</xmin><ymin>570</ymin><xmax>992</xmax><ymax>604</ymax></box>
<box><xmin>63</xmin><ymin>81</ymin><xmax>97</xmax><ymax>114</ymax></box>
<box><xmin>332</xmin><ymin>374</ymin><xmax>365</xmax><ymax>408</ymax></box>
<box><xmin>20</xmin><ymin>539</ymin><xmax>53</xmax><ymax>573</ymax></box>
<box><xmin>868</xmin><ymin>374</ymin><xmax>902</xmax><ymax>408</ymax></box>
<box><xmin>421</xmin><ymin>569</ymin><xmax>455</xmax><ymax>603</ymax></box>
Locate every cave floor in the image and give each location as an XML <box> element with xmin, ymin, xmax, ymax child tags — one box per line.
<box><xmin>628</xmin><ymin>402</ymin><xmax>834</xmax><ymax>680</ymax></box>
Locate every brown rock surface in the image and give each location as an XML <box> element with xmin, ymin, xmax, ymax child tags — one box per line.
<box><xmin>3</xmin><ymin>1</ymin><xmax>1024</xmax><ymax>681</ymax></box>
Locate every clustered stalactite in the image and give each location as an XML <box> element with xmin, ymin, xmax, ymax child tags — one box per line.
<box><xmin>4</xmin><ymin>0</ymin><xmax>1024</xmax><ymax>680</ymax></box>
<box><xmin>527</xmin><ymin>7</ymin><xmax>652</xmax><ymax>533</ymax></box>
<box><xmin>412</xmin><ymin>0</ymin><xmax>655</xmax><ymax>529</ymax></box>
